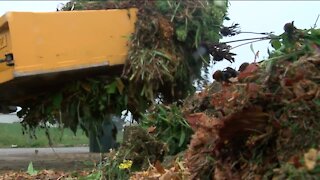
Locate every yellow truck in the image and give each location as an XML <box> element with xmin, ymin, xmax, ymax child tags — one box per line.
<box><xmin>0</xmin><ymin>8</ymin><xmax>137</xmax><ymax>111</ymax></box>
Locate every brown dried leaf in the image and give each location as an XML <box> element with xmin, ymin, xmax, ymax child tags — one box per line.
<box><xmin>293</xmin><ymin>80</ymin><xmax>318</xmax><ymax>98</ymax></box>
<box><xmin>210</xmin><ymin>87</ymin><xmax>234</xmax><ymax>108</ymax></box>
<box><xmin>247</xmin><ymin>83</ymin><xmax>260</xmax><ymax>98</ymax></box>
<box><xmin>159</xmin><ymin>171</ymin><xmax>174</xmax><ymax>180</ymax></box>
<box><xmin>288</xmin><ymin>155</ymin><xmax>303</xmax><ymax>168</ymax></box>
<box><xmin>219</xmin><ymin>106</ymin><xmax>269</xmax><ymax>141</ymax></box>
<box><xmin>214</xmin><ymin>161</ymin><xmax>241</xmax><ymax>180</ymax></box>
<box><xmin>304</xmin><ymin>148</ymin><xmax>318</xmax><ymax>170</ymax></box>
<box><xmin>238</xmin><ymin>63</ymin><xmax>259</xmax><ymax>80</ymax></box>
<box><xmin>185</xmin><ymin>113</ymin><xmax>221</xmax><ymax>130</ymax></box>
<box><xmin>80</xmin><ymin>82</ymin><xmax>91</xmax><ymax>92</ymax></box>
<box><xmin>148</xmin><ymin>126</ymin><xmax>157</xmax><ymax>133</ymax></box>
<box><xmin>116</xmin><ymin>78</ymin><xmax>125</xmax><ymax>95</ymax></box>
<box><xmin>155</xmin><ymin>160</ymin><xmax>166</xmax><ymax>174</ymax></box>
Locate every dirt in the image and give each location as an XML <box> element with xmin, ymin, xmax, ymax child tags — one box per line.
<box><xmin>0</xmin><ymin>147</ymin><xmax>100</xmax><ymax>172</ymax></box>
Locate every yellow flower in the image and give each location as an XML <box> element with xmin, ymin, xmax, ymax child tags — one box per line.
<box><xmin>118</xmin><ymin>160</ymin><xmax>133</xmax><ymax>169</ymax></box>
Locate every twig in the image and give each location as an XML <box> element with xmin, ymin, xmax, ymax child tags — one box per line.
<box><xmin>221</xmin><ymin>36</ymin><xmax>277</xmax><ymax>44</ymax></box>
<box><xmin>58</xmin><ymin>110</ymin><xmax>65</xmax><ymax>141</ymax></box>
<box><xmin>45</xmin><ymin>125</ymin><xmax>61</xmax><ymax>159</ymax></box>
<box><xmin>230</xmin><ymin>39</ymin><xmax>270</xmax><ymax>50</ymax></box>
<box><xmin>171</xmin><ymin>1</ymin><xmax>181</xmax><ymax>22</ymax></box>
<box><xmin>70</xmin><ymin>2</ymin><xmax>75</xmax><ymax>11</ymax></box>
<box><xmin>57</xmin><ymin>174</ymin><xmax>66</xmax><ymax>180</ymax></box>
<box><xmin>239</xmin><ymin>31</ymin><xmax>273</xmax><ymax>35</ymax></box>
<box><xmin>254</xmin><ymin>50</ymin><xmax>260</xmax><ymax>63</ymax></box>
<box><xmin>314</xmin><ymin>14</ymin><xmax>320</xmax><ymax>28</ymax></box>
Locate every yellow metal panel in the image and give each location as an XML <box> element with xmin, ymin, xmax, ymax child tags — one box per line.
<box><xmin>0</xmin><ymin>13</ymin><xmax>14</xmax><ymax>83</ymax></box>
<box><xmin>5</xmin><ymin>8</ymin><xmax>137</xmax><ymax>76</ymax></box>
<box><xmin>0</xmin><ymin>68</ymin><xmax>14</xmax><ymax>83</ymax></box>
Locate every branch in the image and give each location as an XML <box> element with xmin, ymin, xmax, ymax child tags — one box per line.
<box><xmin>221</xmin><ymin>36</ymin><xmax>278</xmax><ymax>44</ymax></box>
<box><xmin>239</xmin><ymin>31</ymin><xmax>273</xmax><ymax>35</ymax></box>
<box><xmin>230</xmin><ymin>39</ymin><xmax>270</xmax><ymax>50</ymax></box>
<box><xmin>314</xmin><ymin>14</ymin><xmax>320</xmax><ymax>28</ymax></box>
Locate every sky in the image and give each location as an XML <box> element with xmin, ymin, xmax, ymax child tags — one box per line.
<box><xmin>0</xmin><ymin>1</ymin><xmax>319</xmax><ymax>72</ymax></box>
<box><xmin>219</xmin><ymin>1</ymin><xmax>320</xmax><ymax>71</ymax></box>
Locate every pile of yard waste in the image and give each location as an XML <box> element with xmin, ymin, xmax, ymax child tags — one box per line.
<box><xmin>182</xmin><ymin>51</ymin><xmax>320</xmax><ymax>179</ymax></box>
<box><xmin>129</xmin><ymin>24</ymin><xmax>320</xmax><ymax>179</ymax></box>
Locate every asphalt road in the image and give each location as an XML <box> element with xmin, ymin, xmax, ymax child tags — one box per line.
<box><xmin>0</xmin><ymin>147</ymin><xmax>101</xmax><ymax>171</ymax></box>
<box><xmin>0</xmin><ymin>147</ymin><xmax>89</xmax><ymax>156</ymax></box>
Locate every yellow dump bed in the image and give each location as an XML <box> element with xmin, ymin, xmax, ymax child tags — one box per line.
<box><xmin>0</xmin><ymin>9</ymin><xmax>137</xmax><ymax>104</ymax></box>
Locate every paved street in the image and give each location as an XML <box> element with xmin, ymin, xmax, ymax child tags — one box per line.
<box><xmin>0</xmin><ymin>147</ymin><xmax>89</xmax><ymax>156</ymax></box>
<box><xmin>0</xmin><ymin>117</ymin><xmax>102</xmax><ymax>171</ymax></box>
<box><xmin>0</xmin><ymin>147</ymin><xmax>100</xmax><ymax>171</ymax></box>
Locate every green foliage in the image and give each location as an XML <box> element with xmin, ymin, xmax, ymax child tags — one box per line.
<box><xmin>102</xmin><ymin>158</ymin><xmax>131</xmax><ymax>180</ymax></box>
<box><xmin>82</xmin><ymin>171</ymin><xmax>102</xmax><ymax>180</ymax></box>
<box><xmin>313</xmin><ymin>99</ymin><xmax>320</xmax><ymax>106</ymax></box>
<box><xmin>152</xmin><ymin>0</ymin><xmax>227</xmax><ymax>86</ymax></box>
<box><xmin>84</xmin><ymin>152</ymin><xmax>132</xmax><ymax>180</ymax></box>
<box><xmin>121</xmin><ymin>0</ymin><xmax>228</xmax><ymax>109</ymax></box>
<box><xmin>260</xmin><ymin>24</ymin><xmax>320</xmax><ymax>75</ymax></box>
<box><xmin>154</xmin><ymin>0</ymin><xmax>227</xmax><ymax>46</ymax></box>
<box><xmin>268</xmin><ymin>23</ymin><xmax>320</xmax><ymax>61</ymax></box>
<box><xmin>273</xmin><ymin>158</ymin><xmax>320</xmax><ymax>179</ymax></box>
<box><xmin>20</xmin><ymin>0</ymin><xmax>227</xmax><ymax>141</ymax></box>
<box><xmin>27</xmin><ymin>161</ymin><xmax>38</xmax><ymax>176</ymax></box>
<box><xmin>141</xmin><ymin>104</ymin><xmax>193</xmax><ymax>155</ymax></box>
<box><xmin>18</xmin><ymin>77</ymin><xmax>126</xmax><ymax>135</ymax></box>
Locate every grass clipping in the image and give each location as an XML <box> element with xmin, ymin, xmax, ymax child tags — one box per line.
<box><xmin>18</xmin><ymin>0</ymin><xmax>227</xmax><ymax>132</ymax></box>
<box><xmin>64</xmin><ymin>0</ymin><xmax>226</xmax><ymax>102</ymax></box>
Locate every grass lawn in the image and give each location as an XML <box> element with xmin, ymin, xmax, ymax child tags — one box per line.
<box><xmin>0</xmin><ymin>122</ymin><xmax>89</xmax><ymax>148</ymax></box>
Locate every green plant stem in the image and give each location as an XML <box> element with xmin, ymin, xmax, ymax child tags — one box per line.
<box><xmin>239</xmin><ymin>31</ymin><xmax>273</xmax><ymax>35</ymax></box>
<box><xmin>221</xmin><ymin>36</ymin><xmax>279</xmax><ymax>44</ymax></box>
<box><xmin>230</xmin><ymin>39</ymin><xmax>271</xmax><ymax>50</ymax></box>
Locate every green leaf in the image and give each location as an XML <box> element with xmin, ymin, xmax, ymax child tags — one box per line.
<box><xmin>313</xmin><ymin>99</ymin><xmax>320</xmax><ymax>106</ymax></box>
<box><xmin>83</xmin><ymin>171</ymin><xmax>102</xmax><ymax>180</ymax></box>
<box><xmin>105</xmin><ymin>81</ymin><xmax>117</xmax><ymax>94</ymax></box>
<box><xmin>176</xmin><ymin>26</ymin><xmax>187</xmax><ymax>42</ymax></box>
<box><xmin>312</xmin><ymin>165</ymin><xmax>320</xmax><ymax>173</ymax></box>
<box><xmin>153</xmin><ymin>50</ymin><xmax>171</xmax><ymax>61</ymax></box>
<box><xmin>116</xmin><ymin>78</ymin><xmax>125</xmax><ymax>95</ymax></box>
<box><xmin>52</xmin><ymin>93</ymin><xmax>63</xmax><ymax>109</ymax></box>
<box><xmin>250</xmin><ymin>43</ymin><xmax>255</xmax><ymax>56</ymax></box>
<box><xmin>27</xmin><ymin>161</ymin><xmax>38</xmax><ymax>176</ymax></box>
<box><xmin>271</xmin><ymin>39</ymin><xmax>282</xmax><ymax>50</ymax></box>
<box><xmin>178</xmin><ymin>130</ymin><xmax>186</xmax><ymax>147</ymax></box>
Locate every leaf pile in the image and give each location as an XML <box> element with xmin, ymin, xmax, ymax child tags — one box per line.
<box><xmin>18</xmin><ymin>0</ymin><xmax>228</xmax><ymax>135</ymax></box>
<box><xmin>130</xmin><ymin>160</ymin><xmax>190</xmax><ymax>180</ymax></box>
<box><xmin>181</xmin><ymin>26</ymin><xmax>320</xmax><ymax>179</ymax></box>
<box><xmin>0</xmin><ymin>170</ymin><xmax>90</xmax><ymax>180</ymax></box>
